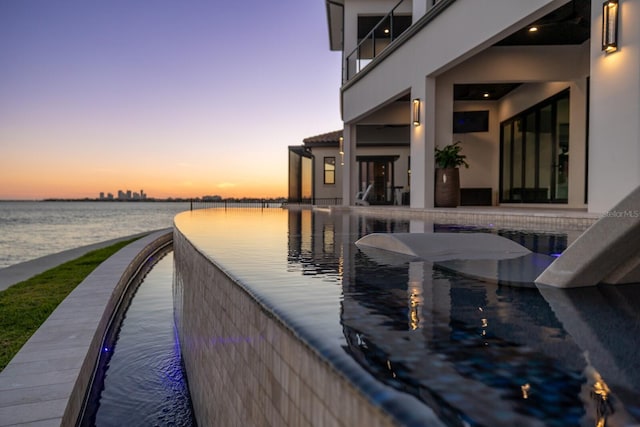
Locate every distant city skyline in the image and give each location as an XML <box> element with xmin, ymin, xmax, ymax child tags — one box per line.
<box><xmin>0</xmin><ymin>1</ymin><xmax>343</xmax><ymax>200</ymax></box>
<box><xmin>99</xmin><ymin>189</ymin><xmax>147</xmax><ymax>201</ymax></box>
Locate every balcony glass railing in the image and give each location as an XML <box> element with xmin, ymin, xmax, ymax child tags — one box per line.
<box><xmin>344</xmin><ymin>0</ymin><xmax>410</xmax><ymax>81</ymax></box>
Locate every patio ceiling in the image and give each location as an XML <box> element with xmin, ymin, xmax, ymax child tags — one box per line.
<box><xmin>454</xmin><ymin>83</ymin><xmax>522</xmax><ymax>101</ymax></box>
<box><xmin>496</xmin><ymin>0</ymin><xmax>591</xmax><ymax>46</ymax></box>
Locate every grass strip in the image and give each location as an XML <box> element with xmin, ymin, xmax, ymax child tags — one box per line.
<box><xmin>0</xmin><ymin>237</ymin><xmax>140</xmax><ymax>372</ymax></box>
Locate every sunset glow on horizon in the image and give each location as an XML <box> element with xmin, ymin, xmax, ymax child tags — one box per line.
<box><xmin>0</xmin><ymin>1</ymin><xmax>343</xmax><ymax>200</ymax></box>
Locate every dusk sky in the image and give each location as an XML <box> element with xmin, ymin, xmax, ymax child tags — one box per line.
<box><xmin>0</xmin><ymin>1</ymin><xmax>343</xmax><ymax>200</ymax></box>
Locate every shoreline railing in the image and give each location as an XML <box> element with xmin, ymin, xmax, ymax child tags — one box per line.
<box><xmin>189</xmin><ymin>200</ymin><xmax>283</xmax><ymax>211</ymax></box>
<box><xmin>190</xmin><ymin>198</ymin><xmax>344</xmax><ymax>211</ymax></box>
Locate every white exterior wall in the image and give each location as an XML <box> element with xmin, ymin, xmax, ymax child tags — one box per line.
<box><xmin>342</xmin><ymin>0</ymin><xmax>570</xmax><ymax>123</ymax></box>
<box><xmin>336</xmin><ymin>0</ymin><xmax>640</xmax><ymax>211</ymax></box>
<box><xmin>341</xmin><ymin>0</ymin><xmax>570</xmax><ymax>208</ymax></box>
<box><xmin>588</xmin><ymin>0</ymin><xmax>640</xmax><ymax>213</ymax></box>
<box><xmin>452</xmin><ymin>101</ymin><xmax>500</xmax><ymax>193</ymax></box>
<box><xmin>312</xmin><ymin>147</ymin><xmax>343</xmax><ymax>201</ymax></box>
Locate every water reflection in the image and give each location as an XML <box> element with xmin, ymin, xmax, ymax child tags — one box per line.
<box><xmin>285</xmin><ymin>209</ymin><xmax>640</xmax><ymax>426</ymax></box>
<box><xmin>175</xmin><ymin>208</ymin><xmax>640</xmax><ymax>427</ymax></box>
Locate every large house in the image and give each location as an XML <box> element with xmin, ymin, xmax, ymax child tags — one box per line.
<box><xmin>317</xmin><ymin>0</ymin><xmax>638</xmax><ymax>214</ymax></box>
<box><xmin>288</xmin><ymin>127</ymin><xmax>412</xmax><ymax>205</ymax></box>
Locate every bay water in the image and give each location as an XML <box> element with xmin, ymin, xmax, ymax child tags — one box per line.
<box><xmin>0</xmin><ymin>201</ymin><xmax>189</xmax><ymax>269</ymax></box>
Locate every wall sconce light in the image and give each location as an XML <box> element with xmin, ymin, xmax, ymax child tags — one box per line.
<box><xmin>412</xmin><ymin>99</ymin><xmax>420</xmax><ymax>126</ymax></box>
<box><xmin>602</xmin><ymin>0</ymin><xmax>619</xmax><ymax>53</ymax></box>
<box><xmin>338</xmin><ymin>136</ymin><xmax>345</xmax><ymax>165</ymax></box>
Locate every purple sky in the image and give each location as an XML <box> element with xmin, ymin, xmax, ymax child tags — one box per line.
<box><xmin>0</xmin><ymin>1</ymin><xmax>343</xmax><ymax>199</ymax></box>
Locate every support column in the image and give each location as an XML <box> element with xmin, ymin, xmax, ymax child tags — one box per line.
<box><xmin>568</xmin><ymin>78</ymin><xmax>588</xmax><ymax>208</ymax></box>
<box><xmin>588</xmin><ymin>0</ymin><xmax>640</xmax><ymax>213</ymax></box>
<box><xmin>410</xmin><ymin>77</ymin><xmax>436</xmax><ymax>208</ymax></box>
<box><xmin>341</xmin><ymin>123</ymin><xmax>357</xmax><ymax>206</ymax></box>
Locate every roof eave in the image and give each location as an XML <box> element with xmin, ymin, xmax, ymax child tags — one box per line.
<box><xmin>326</xmin><ymin>0</ymin><xmax>344</xmax><ymax>51</ymax></box>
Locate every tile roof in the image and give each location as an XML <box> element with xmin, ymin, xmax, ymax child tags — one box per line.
<box><xmin>302</xmin><ymin>129</ymin><xmax>343</xmax><ymax>146</ymax></box>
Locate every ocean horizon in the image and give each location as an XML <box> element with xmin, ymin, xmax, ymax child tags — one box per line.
<box><xmin>0</xmin><ymin>201</ymin><xmax>190</xmax><ymax>269</ymax></box>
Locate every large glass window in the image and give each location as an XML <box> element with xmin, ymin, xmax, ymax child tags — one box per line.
<box><xmin>500</xmin><ymin>90</ymin><xmax>570</xmax><ymax>203</ymax></box>
<box><xmin>324</xmin><ymin>157</ymin><xmax>336</xmax><ymax>185</ymax></box>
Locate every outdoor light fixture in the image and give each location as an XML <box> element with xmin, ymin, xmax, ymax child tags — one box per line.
<box><xmin>339</xmin><ymin>136</ymin><xmax>344</xmax><ymax>165</ymax></box>
<box><xmin>412</xmin><ymin>99</ymin><xmax>420</xmax><ymax>126</ymax></box>
<box><xmin>602</xmin><ymin>0</ymin><xmax>619</xmax><ymax>53</ymax></box>
<box><xmin>528</xmin><ymin>26</ymin><xmax>538</xmax><ymax>32</ymax></box>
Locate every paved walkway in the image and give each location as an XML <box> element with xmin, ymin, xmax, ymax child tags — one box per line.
<box><xmin>0</xmin><ymin>229</ymin><xmax>173</xmax><ymax>426</ymax></box>
<box><xmin>0</xmin><ymin>231</ymin><xmax>161</xmax><ymax>292</ymax></box>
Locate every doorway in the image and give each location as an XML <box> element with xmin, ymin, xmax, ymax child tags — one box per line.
<box><xmin>357</xmin><ymin>156</ymin><xmax>398</xmax><ymax>204</ymax></box>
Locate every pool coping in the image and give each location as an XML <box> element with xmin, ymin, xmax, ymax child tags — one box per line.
<box><xmin>330</xmin><ymin>205</ymin><xmax>600</xmax><ymax>231</ymax></box>
<box><xmin>0</xmin><ymin>229</ymin><xmax>173</xmax><ymax>427</ymax></box>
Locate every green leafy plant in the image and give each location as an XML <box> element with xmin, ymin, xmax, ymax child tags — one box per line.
<box><xmin>435</xmin><ymin>141</ymin><xmax>469</xmax><ymax>169</ymax></box>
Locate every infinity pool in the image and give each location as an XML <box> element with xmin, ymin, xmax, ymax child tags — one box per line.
<box><xmin>175</xmin><ymin>208</ymin><xmax>640</xmax><ymax>426</ymax></box>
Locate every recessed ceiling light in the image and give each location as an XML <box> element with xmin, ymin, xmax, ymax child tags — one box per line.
<box><xmin>384</xmin><ymin>28</ymin><xmax>390</xmax><ymax>34</ymax></box>
<box><xmin>528</xmin><ymin>26</ymin><xmax>539</xmax><ymax>32</ymax></box>
<box><xmin>483</xmin><ymin>93</ymin><xmax>490</xmax><ymax>98</ymax></box>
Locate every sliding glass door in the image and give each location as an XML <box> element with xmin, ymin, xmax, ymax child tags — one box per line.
<box><xmin>500</xmin><ymin>90</ymin><xmax>570</xmax><ymax>203</ymax></box>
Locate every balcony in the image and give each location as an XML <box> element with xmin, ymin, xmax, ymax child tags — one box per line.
<box><xmin>344</xmin><ymin>0</ymin><xmax>412</xmax><ymax>82</ymax></box>
<box><xmin>343</xmin><ymin>0</ymin><xmax>460</xmax><ymax>83</ymax></box>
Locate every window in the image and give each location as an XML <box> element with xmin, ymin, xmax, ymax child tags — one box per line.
<box><xmin>324</xmin><ymin>157</ymin><xmax>336</xmax><ymax>185</ymax></box>
<box><xmin>500</xmin><ymin>90</ymin><xmax>570</xmax><ymax>203</ymax></box>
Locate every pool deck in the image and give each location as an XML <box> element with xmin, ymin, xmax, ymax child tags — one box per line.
<box><xmin>330</xmin><ymin>205</ymin><xmax>600</xmax><ymax>231</ymax></box>
<box><xmin>0</xmin><ymin>207</ymin><xmax>602</xmax><ymax>426</ymax></box>
<box><xmin>0</xmin><ymin>229</ymin><xmax>172</xmax><ymax>427</ymax></box>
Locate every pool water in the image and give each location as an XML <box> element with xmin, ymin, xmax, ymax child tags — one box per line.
<box><xmin>175</xmin><ymin>208</ymin><xmax>640</xmax><ymax>427</ymax></box>
<box><xmin>81</xmin><ymin>251</ymin><xmax>196</xmax><ymax>427</ymax></box>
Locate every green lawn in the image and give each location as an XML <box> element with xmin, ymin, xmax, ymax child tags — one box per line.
<box><xmin>0</xmin><ymin>238</ymin><xmax>139</xmax><ymax>371</ymax></box>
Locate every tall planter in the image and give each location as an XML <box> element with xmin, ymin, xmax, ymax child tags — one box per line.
<box><xmin>434</xmin><ymin>141</ymin><xmax>467</xmax><ymax>208</ymax></box>
<box><xmin>435</xmin><ymin>167</ymin><xmax>460</xmax><ymax>207</ymax></box>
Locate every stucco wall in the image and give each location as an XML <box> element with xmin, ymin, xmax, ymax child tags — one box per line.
<box><xmin>588</xmin><ymin>0</ymin><xmax>640</xmax><ymax>213</ymax></box>
<box><xmin>312</xmin><ymin>146</ymin><xmax>343</xmax><ymax>201</ymax></box>
<box><xmin>452</xmin><ymin>101</ymin><xmax>500</xmax><ymax>192</ymax></box>
<box><xmin>342</xmin><ymin>0</ymin><xmax>569</xmax><ymax>122</ymax></box>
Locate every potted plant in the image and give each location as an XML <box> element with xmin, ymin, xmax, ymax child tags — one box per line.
<box><xmin>434</xmin><ymin>141</ymin><xmax>468</xmax><ymax>207</ymax></box>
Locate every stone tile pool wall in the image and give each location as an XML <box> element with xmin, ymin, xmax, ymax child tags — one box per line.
<box><xmin>173</xmin><ymin>229</ymin><xmax>399</xmax><ymax>427</ymax></box>
<box><xmin>173</xmin><ymin>208</ymin><xmax>640</xmax><ymax>427</ymax></box>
